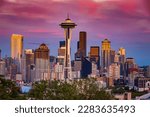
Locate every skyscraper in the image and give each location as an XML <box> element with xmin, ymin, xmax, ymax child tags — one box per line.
<box><xmin>11</xmin><ymin>34</ymin><xmax>23</xmax><ymax>60</ymax></box>
<box><xmin>56</xmin><ymin>41</ymin><xmax>66</xmax><ymax>80</ymax></box>
<box><xmin>75</xmin><ymin>31</ymin><xmax>87</xmax><ymax>60</ymax></box>
<box><xmin>118</xmin><ymin>47</ymin><xmax>126</xmax><ymax>56</ymax></box>
<box><xmin>9</xmin><ymin>64</ymin><xmax>17</xmax><ymax>80</ymax></box>
<box><xmin>89</xmin><ymin>46</ymin><xmax>100</xmax><ymax>69</ymax></box>
<box><xmin>118</xmin><ymin>47</ymin><xmax>126</xmax><ymax>77</ymax></box>
<box><xmin>24</xmin><ymin>49</ymin><xmax>34</xmax><ymax>82</ymax></box>
<box><xmin>101</xmin><ymin>39</ymin><xmax>111</xmax><ymax>69</ymax></box>
<box><xmin>81</xmin><ymin>57</ymin><xmax>92</xmax><ymax>78</ymax></box>
<box><xmin>0</xmin><ymin>60</ymin><xmax>5</xmax><ymax>76</ymax></box>
<box><xmin>59</xmin><ymin>41</ymin><xmax>65</xmax><ymax>48</ymax></box>
<box><xmin>146</xmin><ymin>66</ymin><xmax>150</xmax><ymax>77</ymax></box>
<box><xmin>60</xmin><ymin>16</ymin><xmax>77</xmax><ymax>81</ymax></box>
<box><xmin>35</xmin><ymin>43</ymin><xmax>50</xmax><ymax>81</ymax></box>
<box><xmin>58</xmin><ymin>41</ymin><xmax>65</xmax><ymax>57</ymax></box>
<box><xmin>57</xmin><ymin>41</ymin><xmax>66</xmax><ymax>66</ymax></box>
<box><xmin>0</xmin><ymin>49</ymin><xmax>1</xmax><ymax>60</ymax></box>
<box><xmin>125</xmin><ymin>57</ymin><xmax>137</xmax><ymax>77</ymax></box>
<box><xmin>110</xmin><ymin>49</ymin><xmax>115</xmax><ymax>64</ymax></box>
<box><xmin>108</xmin><ymin>63</ymin><xmax>120</xmax><ymax>80</ymax></box>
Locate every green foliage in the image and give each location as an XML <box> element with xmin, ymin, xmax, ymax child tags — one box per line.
<box><xmin>132</xmin><ymin>91</ymin><xmax>147</xmax><ymax>99</ymax></box>
<box><xmin>28</xmin><ymin>78</ymin><xmax>114</xmax><ymax>100</ymax></box>
<box><xmin>0</xmin><ymin>76</ymin><xmax>114</xmax><ymax>100</ymax></box>
<box><xmin>111</xmin><ymin>86</ymin><xmax>125</xmax><ymax>94</ymax></box>
<box><xmin>0</xmin><ymin>76</ymin><xmax>25</xmax><ymax>100</ymax></box>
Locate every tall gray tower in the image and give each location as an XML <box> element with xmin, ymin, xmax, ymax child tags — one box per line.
<box><xmin>60</xmin><ymin>16</ymin><xmax>77</xmax><ymax>81</ymax></box>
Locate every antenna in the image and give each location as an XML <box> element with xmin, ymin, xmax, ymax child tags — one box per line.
<box><xmin>67</xmin><ymin>13</ymin><xmax>70</xmax><ymax>19</ymax></box>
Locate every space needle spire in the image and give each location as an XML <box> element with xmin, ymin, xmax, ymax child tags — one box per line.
<box><xmin>60</xmin><ymin>15</ymin><xmax>77</xmax><ymax>81</ymax></box>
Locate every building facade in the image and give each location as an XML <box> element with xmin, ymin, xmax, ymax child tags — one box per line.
<box><xmin>89</xmin><ymin>46</ymin><xmax>100</xmax><ymax>69</ymax></box>
<box><xmin>35</xmin><ymin>44</ymin><xmax>50</xmax><ymax>81</ymax></box>
<box><xmin>108</xmin><ymin>63</ymin><xmax>120</xmax><ymax>80</ymax></box>
<box><xmin>24</xmin><ymin>49</ymin><xmax>35</xmax><ymax>82</ymax></box>
<box><xmin>75</xmin><ymin>31</ymin><xmax>87</xmax><ymax>60</ymax></box>
<box><xmin>118</xmin><ymin>47</ymin><xmax>126</xmax><ymax>77</ymax></box>
<box><xmin>101</xmin><ymin>39</ymin><xmax>111</xmax><ymax>69</ymax></box>
<box><xmin>11</xmin><ymin>34</ymin><xmax>23</xmax><ymax>60</ymax></box>
<box><xmin>0</xmin><ymin>60</ymin><xmax>5</xmax><ymax>76</ymax></box>
<box><xmin>0</xmin><ymin>49</ymin><xmax>1</xmax><ymax>60</ymax></box>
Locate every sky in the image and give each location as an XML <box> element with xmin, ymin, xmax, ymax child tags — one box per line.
<box><xmin>0</xmin><ymin>0</ymin><xmax>150</xmax><ymax>66</ymax></box>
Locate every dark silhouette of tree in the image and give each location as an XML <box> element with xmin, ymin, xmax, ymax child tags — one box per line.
<box><xmin>28</xmin><ymin>78</ymin><xmax>114</xmax><ymax>100</ymax></box>
<box><xmin>0</xmin><ymin>76</ymin><xmax>25</xmax><ymax>100</ymax></box>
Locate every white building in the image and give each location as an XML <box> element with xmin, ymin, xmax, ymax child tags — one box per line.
<box><xmin>108</xmin><ymin>63</ymin><xmax>120</xmax><ymax>80</ymax></box>
<box><xmin>72</xmin><ymin>71</ymin><xmax>81</xmax><ymax>79</ymax></box>
<box><xmin>89</xmin><ymin>62</ymin><xmax>99</xmax><ymax>78</ymax></box>
<box><xmin>53</xmin><ymin>63</ymin><xmax>64</xmax><ymax>80</ymax></box>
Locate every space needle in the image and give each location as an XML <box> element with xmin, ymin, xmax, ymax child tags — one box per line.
<box><xmin>60</xmin><ymin>15</ymin><xmax>77</xmax><ymax>81</ymax></box>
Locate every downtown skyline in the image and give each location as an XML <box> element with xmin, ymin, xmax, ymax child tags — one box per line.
<box><xmin>0</xmin><ymin>0</ymin><xmax>150</xmax><ymax>66</ymax></box>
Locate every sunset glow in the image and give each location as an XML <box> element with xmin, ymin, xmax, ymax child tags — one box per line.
<box><xmin>0</xmin><ymin>0</ymin><xmax>150</xmax><ymax>65</ymax></box>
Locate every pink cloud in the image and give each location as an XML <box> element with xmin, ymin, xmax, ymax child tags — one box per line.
<box><xmin>0</xmin><ymin>0</ymin><xmax>150</xmax><ymax>40</ymax></box>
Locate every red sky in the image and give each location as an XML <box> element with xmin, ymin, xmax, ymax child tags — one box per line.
<box><xmin>0</xmin><ymin>0</ymin><xmax>150</xmax><ymax>65</ymax></box>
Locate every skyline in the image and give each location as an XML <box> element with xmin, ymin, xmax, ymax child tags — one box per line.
<box><xmin>0</xmin><ymin>0</ymin><xmax>150</xmax><ymax>66</ymax></box>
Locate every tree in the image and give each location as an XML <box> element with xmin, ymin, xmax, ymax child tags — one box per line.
<box><xmin>111</xmin><ymin>86</ymin><xmax>125</xmax><ymax>94</ymax></box>
<box><xmin>0</xmin><ymin>76</ymin><xmax>25</xmax><ymax>100</ymax></box>
<box><xmin>28</xmin><ymin>78</ymin><xmax>114</xmax><ymax>100</ymax></box>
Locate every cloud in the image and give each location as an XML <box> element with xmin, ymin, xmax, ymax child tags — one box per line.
<box><xmin>0</xmin><ymin>0</ymin><xmax>149</xmax><ymax>34</ymax></box>
<box><xmin>0</xmin><ymin>0</ymin><xmax>150</xmax><ymax>65</ymax></box>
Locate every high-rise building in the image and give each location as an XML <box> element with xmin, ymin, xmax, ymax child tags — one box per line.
<box><xmin>73</xmin><ymin>60</ymin><xmax>82</xmax><ymax>72</ymax></box>
<box><xmin>53</xmin><ymin>63</ymin><xmax>64</xmax><ymax>80</ymax></box>
<box><xmin>101</xmin><ymin>39</ymin><xmax>111</xmax><ymax>69</ymax></box>
<box><xmin>0</xmin><ymin>49</ymin><xmax>1</xmax><ymax>60</ymax></box>
<box><xmin>128</xmin><ymin>68</ymin><xmax>138</xmax><ymax>87</ymax></box>
<box><xmin>0</xmin><ymin>60</ymin><xmax>5</xmax><ymax>76</ymax></box>
<box><xmin>118</xmin><ymin>47</ymin><xmax>126</xmax><ymax>56</ymax></box>
<box><xmin>118</xmin><ymin>47</ymin><xmax>126</xmax><ymax>78</ymax></box>
<box><xmin>114</xmin><ymin>53</ymin><xmax>120</xmax><ymax>63</ymax></box>
<box><xmin>24</xmin><ymin>49</ymin><xmax>34</xmax><ymax>82</ymax></box>
<box><xmin>75</xmin><ymin>31</ymin><xmax>87</xmax><ymax>60</ymax></box>
<box><xmin>57</xmin><ymin>41</ymin><xmax>66</xmax><ymax>68</ymax></box>
<box><xmin>126</xmin><ymin>58</ymin><xmax>135</xmax><ymax>64</ymax></box>
<box><xmin>30</xmin><ymin>64</ymin><xmax>36</xmax><ymax>82</ymax></box>
<box><xmin>146</xmin><ymin>66</ymin><xmax>150</xmax><ymax>77</ymax></box>
<box><xmin>58</xmin><ymin>41</ymin><xmax>65</xmax><ymax>57</ymax></box>
<box><xmin>125</xmin><ymin>57</ymin><xmax>137</xmax><ymax>78</ymax></box>
<box><xmin>89</xmin><ymin>46</ymin><xmax>100</xmax><ymax>69</ymax></box>
<box><xmin>35</xmin><ymin>44</ymin><xmax>50</xmax><ymax>81</ymax></box>
<box><xmin>79</xmin><ymin>31</ymin><xmax>87</xmax><ymax>57</ymax></box>
<box><xmin>108</xmin><ymin>63</ymin><xmax>120</xmax><ymax>80</ymax></box>
<box><xmin>20</xmin><ymin>57</ymin><xmax>26</xmax><ymax>82</ymax></box>
<box><xmin>50</xmin><ymin>56</ymin><xmax>56</xmax><ymax>69</ymax></box>
<box><xmin>59</xmin><ymin>41</ymin><xmax>65</xmax><ymax>48</ymax></box>
<box><xmin>8</xmin><ymin>64</ymin><xmax>17</xmax><ymax>80</ymax></box>
<box><xmin>110</xmin><ymin>49</ymin><xmax>115</xmax><ymax>64</ymax></box>
<box><xmin>25</xmin><ymin>49</ymin><xmax>34</xmax><ymax>65</ymax></box>
<box><xmin>4</xmin><ymin>57</ymin><xmax>13</xmax><ymax>68</ymax></box>
<box><xmin>90</xmin><ymin>62</ymin><xmax>98</xmax><ymax>78</ymax></box>
<box><xmin>81</xmin><ymin>58</ymin><xmax>92</xmax><ymax>78</ymax></box>
<box><xmin>11</xmin><ymin>34</ymin><xmax>23</xmax><ymax>60</ymax></box>
<box><xmin>60</xmin><ymin>16</ymin><xmax>77</xmax><ymax>81</ymax></box>
<box><xmin>55</xmin><ymin>41</ymin><xmax>66</xmax><ymax>80</ymax></box>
